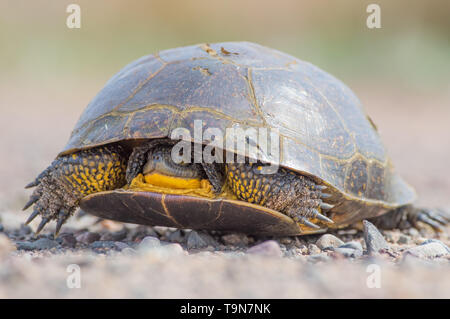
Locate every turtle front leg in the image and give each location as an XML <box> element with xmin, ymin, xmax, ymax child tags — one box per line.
<box><xmin>226</xmin><ymin>163</ymin><xmax>334</xmax><ymax>229</ymax></box>
<box><xmin>369</xmin><ymin>205</ymin><xmax>449</xmax><ymax>232</ymax></box>
<box><xmin>23</xmin><ymin>145</ymin><xmax>128</xmax><ymax>235</ymax></box>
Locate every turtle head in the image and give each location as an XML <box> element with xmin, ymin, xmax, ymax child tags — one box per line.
<box><xmin>143</xmin><ymin>145</ymin><xmax>200</xmax><ymax>179</ymax></box>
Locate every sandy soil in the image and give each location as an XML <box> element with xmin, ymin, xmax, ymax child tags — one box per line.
<box><xmin>0</xmin><ymin>79</ymin><xmax>449</xmax><ymax>298</ymax></box>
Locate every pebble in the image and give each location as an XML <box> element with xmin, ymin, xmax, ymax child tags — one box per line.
<box><xmin>76</xmin><ymin>232</ymin><xmax>101</xmax><ymax>245</ymax></box>
<box><xmin>161</xmin><ymin>243</ymin><xmax>185</xmax><ymax>255</ymax></box>
<box><xmin>16</xmin><ymin>238</ymin><xmax>59</xmax><ymax>251</ymax></box>
<box><xmin>141</xmin><ymin>243</ymin><xmax>185</xmax><ymax>258</ymax></box>
<box><xmin>114</xmin><ymin>242</ymin><xmax>129</xmax><ymax>251</ymax></box>
<box><xmin>167</xmin><ymin>230</ymin><xmax>184</xmax><ymax>243</ymax></box>
<box><xmin>89</xmin><ymin>241</ymin><xmax>117</xmax><ymax>250</ymax></box>
<box><xmin>128</xmin><ymin>226</ymin><xmax>158</xmax><ymax>242</ymax></box>
<box><xmin>138</xmin><ymin>236</ymin><xmax>161</xmax><ymax>251</ymax></box>
<box><xmin>307</xmin><ymin>243</ymin><xmax>321</xmax><ymax>254</ymax></box>
<box><xmin>363</xmin><ymin>220</ymin><xmax>389</xmax><ymax>255</ymax></box>
<box><xmin>247</xmin><ymin>240</ymin><xmax>282</xmax><ymax>257</ymax></box>
<box><xmin>9</xmin><ymin>224</ymin><xmax>32</xmax><ymax>240</ymax></box>
<box><xmin>307</xmin><ymin>253</ymin><xmax>331</xmax><ymax>263</ymax></box>
<box><xmin>221</xmin><ymin>233</ymin><xmax>249</xmax><ymax>246</ymax></box>
<box><xmin>419</xmin><ymin>239</ymin><xmax>450</xmax><ymax>253</ymax></box>
<box><xmin>407</xmin><ymin>228</ymin><xmax>420</xmax><ymax>237</ymax></box>
<box><xmin>316</xmin><ymin>234</ymin><xmax>344</xmax><ymax>250</ymax></box>
<box><xmin>339</xmin><ymin>241</ymin><xmax>363</xmax><ymax>251</ymax></box>
<box><xmin>100</xmin><ymin>228</ymin><xmax>128</xmax><ymax>241</ymax></box>
<box><xmin>59</xmin><ymin>233</ymin><xmax>77</xmax><ymax>248</ymax></box>
<box><xmin>404</xmin><ymin>242</ymin><xmax>449</xmax><ymax>259</ymax></box>
<box><xmin>397</xmin><ymin>234</ymin><xmax>411</xmax><ymax>245</ymax></box>
<box><xmin>332</xmin><ymin>247</ymin><xmax>362</xmax><ymax>258</ymax></box>
<box><xmin>186</xmin><ymin>231</ymin><xmax>217</xmax><ymax>250</ymax></box>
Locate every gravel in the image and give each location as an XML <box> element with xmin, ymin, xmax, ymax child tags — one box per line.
<box><xmin>16</xmin><ymin>238</ymin><xmax>59</xmax><ymax>251</ymax></box>
<box><xmin>339</xmin><ymin>241</ymin><xmax>363</xmax><ymax>251</ymax></box>
<box><xmin>404</xmin><ymin>242</ymin><xmax>449</xmax><ymax>259</ymax></box>
<box><xmin>247</xmin><ymin>240</ymin><xmax>283</xmax><ymax>257</ymax></box>
<box><xmin>363</xmin><ymin>220</ymin><xmax>390</xmax><ymax>255</ymax></box>
<box><xmin>138</xmin><ymin>236</ymin><xmax>161</xmax><ymax>250</ymax></box>
<box><xmin>316</xmin><ymin>234</ymin><xmax>344</xmax><ymax>250</ymax></box>
<box><xmin>186</xmin><ymin>231</ymin><xmax>217</xmax><ymax>249</ymax></box>
<box><xmin>76</xmin><ymin>232</ymin><xmax>101</xmax><ymax>245</ymax></box>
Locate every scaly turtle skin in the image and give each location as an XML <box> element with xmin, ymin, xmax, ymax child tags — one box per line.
<box><xmin>24</xmin><ymin>42</ymin><xmax>449</xmax><ymax>236</ymax></box>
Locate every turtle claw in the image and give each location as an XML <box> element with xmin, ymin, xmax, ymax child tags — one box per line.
<box><xmin>418</xmin><ymin>209</ymin><xmax>449</xmax><ymax>231</ymax></box>
<box><xmin>36</xmin><ymin>218</ymin><xmax>50</xmax><ymax>234</ymax></box>
<box><xmin>23</xmin><ymin>195</ymin><xmax>40</xmax><ymax>211</ymax></box>
<box><xmin>25</xmin><ymin>209</ymin><xmax>40</xmax><ymax>225</ymax></box>
<box><xmin>298</xmin><ymin>217</ymin><xmax>320</xmax><ymax>229</ymax></box>
<box><xmin>312</xmin><ymin>208</ymin><xmax>334</xmax><ymax>224</ymax></box>
<box><xmin>320</xmin><ymin>192</ymin><xmax>332</xmax><ymax>199</ymax></box>
<box><xmin>25</xmin><ymin>180</ymin><xmax>39</xmax><ymax>189</ymax></box>
<box><xmin>320</xmin><ymin>202</ymin><xmax>334</xmax><ymax>211</ymax></box>
<box><xmin>54</xmin><ymin>210</ymin><xmax>71</xmax><ymax>237</ymax></box>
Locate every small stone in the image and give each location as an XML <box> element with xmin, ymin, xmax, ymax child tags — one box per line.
<box><xmin>89</xmin><ymin>241</ymin><xmax>117</xmax><ymax>249</ymax></box>
<box><xmin>316</xmin><ymin>234</ymin><xmax>344</xmax><ymax>250</ymax></box>
<box><xmin>138</xmin><ymin>236</ymin><xmax>161</xmax><ymax>251</ymax></box>
<box><xmin>128</xmin><ymin>226</ymin><xmax>158</xmax><ymax>242</ymax></box>
<box><xmin>186</xmin><ymin>231</ymin><xmax>217</xmax><ymax>249</ymax></box>
<box><xmin>383</xmin><ymin>231</ymin><xmax>399</xmax><ymax>243</ymax></box>
<box><xmin>419</xmin><ymin>239</ymin><xmax>450</xmax><ymax>253</ymax></box>
<box><xmin>397</xmin><ymin>234</ymin><xmax>411</xmax><ymax>245</ymax></box>
<box><xmin>167</xmin><ymin>230</ymin><xmax>184</xmax><ymax>243</ymax></box>
<box><xmin>332</xmin><ymin>247</ymin><xmax>363</xmax><ymax>258</ymax></box>
<box><xmin>100</xmin><ymin>228</ymin><xmax>127</xmax><ymax>241</ymax></box>
<box><xmin>339</xmin><ymin>241</ymin><xmax>363</xmax><ymax>251</ymax></box>
<box><xmin>404</xmin><ymin>242</ymin><xmax>449</xmax><ymax>259</ymax></box>
<box><xmin>76</xmin><ymin>232</ymin><xmax>101</xmax><ymax>245</ymax></box>
<box><xmin>161</xmin><ymin>243</ymin><xmax>185</xmax><ymax>255</ymax></box>
<box><xmin>307</xmin><ymin>243</ymin><xmax>321</xmax><ymax>254</ymax></box>
<box><xmin>114</xmin><ymin>242</ymin><xmax>129</xmax><ymax>251</ymax></box>
<box><xmin>297</xmin><ymin>244</ymin><xmax>308</xmax><ymax>255</ymax></box>
<box><xmin>17</xmin><ymin>238</ymin><xmax>59</xmax><ymax>251</ymax></box>
<box><xmin>247</xmin><ymin>240</ymin><xmax>282</xmax><ymax>257</ymax></box>
<box><xmin>59</xmin><ymin>233</ymin><xmax>77</xmax><ymax>248</ymax></box>
<box><xmin>307</xmin><ymin>253</ymin><xmax>331</xmax><ymax>263</ymax></box>
<box><xmin>407</xmin><ymin>228</ymin><xmax>420</xmax><ymax>237</ymax></box>
<box><xmin>221</xmin><ymin>233</ymin><xmax>249</xmax><ymax>246</ymax></box>
<box><xmin>363</xmin><ymin>220</ymin><xmax>389</xmax><ymax>255</ymax></box>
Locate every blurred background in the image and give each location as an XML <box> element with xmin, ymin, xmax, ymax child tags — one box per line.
<box><xmin>1</xmin><ymin>0</ymin><xmax>449</xmax><ymax>219</ymax></box>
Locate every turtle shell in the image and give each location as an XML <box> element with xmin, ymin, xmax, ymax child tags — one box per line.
<box><xmin>62</xmin><ymin>42</ymin><xmax>415</xmax><ymax>226</ymax></box>
<box><xmin>80</xmin><ymin>190</ymin><xmax>316</xmax><ymax>236</ymax></box>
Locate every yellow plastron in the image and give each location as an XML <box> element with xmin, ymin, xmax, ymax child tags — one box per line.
<box><xmin>127</xmin><ymin>173</ymin><xmax>215</xmax><ymax>198</ymax></box>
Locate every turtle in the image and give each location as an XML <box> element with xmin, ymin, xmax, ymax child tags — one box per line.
<box><xmin>23</xmin><ymin>42</ymin><xmax>449</xmax><ymax>236</ymax></box>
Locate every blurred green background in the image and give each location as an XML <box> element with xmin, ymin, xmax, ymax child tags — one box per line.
<box><xmin>1</xmin><ymin>0</ymin><xmax>449</xmax><ymax>90</ymax></box>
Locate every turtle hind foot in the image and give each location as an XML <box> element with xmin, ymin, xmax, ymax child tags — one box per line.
<box><xmin>285</xmin><ymin>183</ymin><xmax>335</xmax><ymax>230</ymax></box>
<box><xmin>409</xmin><ymin>207</ymin><xmax>449</xmax><ymax>232</ymax></box>
<box><xmin>369</xmin><ymin>205</ymin><xmax>449</xmax><ymax>233</ymax></box>
<box><xmin>288</xmin><ymin>195</ymin><xmax>335</xmax><ymax>230</ymax></box>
